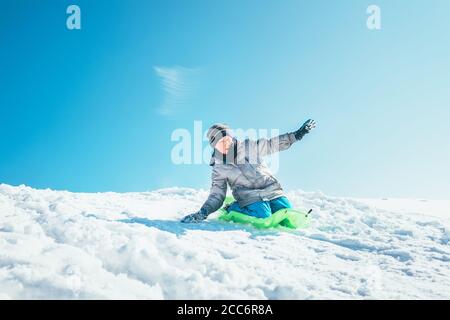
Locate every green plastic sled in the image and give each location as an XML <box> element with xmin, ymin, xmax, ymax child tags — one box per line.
<box><xmin>217</xmin><ymin>196</ymin><xmax>311</xmax><ymax>229</ymax></box>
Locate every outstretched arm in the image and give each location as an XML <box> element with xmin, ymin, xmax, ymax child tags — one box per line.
<box><xmin>200</xmin><ymin>169</ymin><xmax>227</xmax><ymax>216</ymax></box>
<box><xmin>181</xmin><ymin>167</ymin><xmax>227</xmax><ymax>223</ymax></box>
<box><xmin>251</xmin><ymin>119</ymin><xmax>317</xmax><ymax>157</ymax></box>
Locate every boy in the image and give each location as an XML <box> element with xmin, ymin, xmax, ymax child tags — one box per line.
<box><xmin>181</xmin><ymin>119</ymin><xmax>316</xmax><ymax>223</ymax></box>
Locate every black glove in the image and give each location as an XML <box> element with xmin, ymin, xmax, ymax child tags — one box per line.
<box><xmin>295</xmin><ymin>119</ymin><xmax>316</xmax><ymax>140</ymax></box>
<box><xmin>181</xmin><ymin>208</ymin><xmax>208</xmax><ymax>223</ymax></box>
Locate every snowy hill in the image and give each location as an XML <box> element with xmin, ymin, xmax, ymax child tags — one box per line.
<box><xmin>0</xmin><ymin>184</ymin><xmax>449</xmax><ymax>299</ymax></box>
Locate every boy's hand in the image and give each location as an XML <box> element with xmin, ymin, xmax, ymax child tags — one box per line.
<box><xmin>295</xmin><ymin>119</ymin><xmax>316</xmax><ymax>140</ymax></box>
<box><xmin>181</xmin><ymin>208</ymin><xmax>208</xmax><ymax>223</ymax></box>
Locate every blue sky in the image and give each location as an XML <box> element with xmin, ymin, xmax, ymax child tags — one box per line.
<box><xmin>1</xmin><ymin>0</ymin><xmax>449</xmax><ymax>199</ymax></box>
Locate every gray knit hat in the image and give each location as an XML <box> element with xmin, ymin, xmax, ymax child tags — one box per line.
<box><xmin>207</xmin><ymin>123</ymin><xmax>233</xmax><ymax>147</ymax></box>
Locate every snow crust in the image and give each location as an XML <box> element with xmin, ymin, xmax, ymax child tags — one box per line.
<box><xmin>0</xmin><ymin>184</ymin><xmax>449</xmax><ymax>299</ymax></box>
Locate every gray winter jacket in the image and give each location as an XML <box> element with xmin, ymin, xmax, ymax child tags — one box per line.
<box><xmin>200</xmin><ymin>132</ymin><xmax>299</xmax><ymax>215</ymax></box>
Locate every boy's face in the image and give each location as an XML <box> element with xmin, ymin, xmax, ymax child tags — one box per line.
<box><xmin>215</xmin><ymin>136</ymin><xmax>233</xmax><ymax>154</ymax></box>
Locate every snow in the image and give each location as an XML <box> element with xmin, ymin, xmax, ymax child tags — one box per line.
<box><xmin>0</xmin><ymin>184</ymin><xmax>449</xmax><ymax>299</ymax></box>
